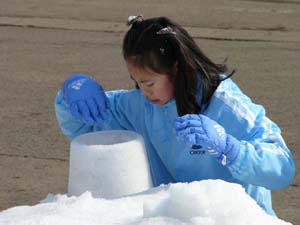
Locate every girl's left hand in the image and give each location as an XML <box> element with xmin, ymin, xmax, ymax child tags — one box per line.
<box><xmin>173</xmin><ymin>114</ymin><xmax>240</xmax><ymax>166</ymax></box>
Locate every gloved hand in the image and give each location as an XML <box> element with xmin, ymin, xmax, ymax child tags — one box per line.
<box><xmin>62</xmin><ymin>73</ymin><xmax>109</xmax><ymax>125</ymax></box>
<box><xmin>173</xmin><ymin>114</ymin><xmax>240</xmax><ymax>166</ymax></box>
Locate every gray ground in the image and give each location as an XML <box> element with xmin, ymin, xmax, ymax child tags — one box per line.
<box><xmin>0</xmin><ymin>0</ymin><xmax>299</xmax><ymax>224</ymax></box>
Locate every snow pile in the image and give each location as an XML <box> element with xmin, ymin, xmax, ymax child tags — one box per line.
<box><xmin>69</xmin><ymin>130</ymin><xmax>152</xmax><ymax>198</ymax></box>
<box><xmin>0</xmin><ymin>180</ymin><xmax>292</xmax><ymax>225</ymax></box>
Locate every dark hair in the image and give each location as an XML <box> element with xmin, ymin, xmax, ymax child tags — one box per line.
<box><xmin>122</xmin><ymin>16</ymin><xmax>234</xmax><ymax>116</ymax></box>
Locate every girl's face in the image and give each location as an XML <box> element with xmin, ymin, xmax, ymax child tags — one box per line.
<box><xmin>127</xmin><ymin>63</ymin><xmax>174</xmax><ymax>105</ymax></box>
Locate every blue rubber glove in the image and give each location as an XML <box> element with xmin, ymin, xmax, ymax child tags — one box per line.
<box><xmin>173</xmin><ymin>114</ymin><xmax>240</xmax><ymax>166</ymax></box>
<box><xmin>62</xmin><ymin>73</ymin><xmax>109</xmax><ymax>125</ymax></box>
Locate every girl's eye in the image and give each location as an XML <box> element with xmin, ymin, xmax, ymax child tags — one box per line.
<box><xmin>146</xmin><ymin>83</ymin><xmax>154</xmax><ymax>87</ymax></box>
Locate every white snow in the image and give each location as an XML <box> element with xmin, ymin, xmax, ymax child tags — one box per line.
<box><xmin>0</xmin><ymin>180</ymin><xmax>292</xmax><ymax>225</ymax></box>
<box><xmin>0</xmin><ymin>131</ymin><xmax>293</xmax><ymax>224</ymax></box>
<box><xmin>68</xmin><ymin>130</ymin><xmax>152</xmax><ymax>198</ymax></box>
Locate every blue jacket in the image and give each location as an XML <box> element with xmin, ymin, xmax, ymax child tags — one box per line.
<box><xmin>55</xmin><ymin>78</ymin><xmax>295</xmax><ymax>215</ymax></box>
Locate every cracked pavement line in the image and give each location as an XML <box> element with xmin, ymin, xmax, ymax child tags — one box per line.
<box><xmin>1</xmin><ymin>16</ymin><xmax>300</xmax><ymax>43</ymax></box>
<box><xmin>0</xmin><ymin>153</ymin><xmax>67</xmax><ymax>162</ymax></box>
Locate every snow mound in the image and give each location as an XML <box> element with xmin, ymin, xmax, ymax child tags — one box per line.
<box><xmin>0</xmin><ymin>180</ymin><xmax>292</xmax><ymax>225</ymax></box>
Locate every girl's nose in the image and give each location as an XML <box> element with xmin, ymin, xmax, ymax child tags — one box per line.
<box><xmin>142</xmin><ymin>88</ymin><xmax>152</xmax><ymax>97</ymax></box>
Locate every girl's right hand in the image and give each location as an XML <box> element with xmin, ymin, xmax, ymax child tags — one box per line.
<box><xmin>62</xmin><ymin>73</ymin><xmax>110</xmax><ymax>125</ymax></box>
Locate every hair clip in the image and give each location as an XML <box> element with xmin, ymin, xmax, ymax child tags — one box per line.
<box><xmin>156</xmin><ymin>26</ymin><xmax>176</xmax><ymax>35</ymax></box>
<box><xmin>127</xmin><ymin>15</ymin><xmax>143</xmax><ymax>26</ymax></box>
<box><xmin>159</xmin><ymin>48</ymin><xmax>165</xmax><ymax>55</ymax></box>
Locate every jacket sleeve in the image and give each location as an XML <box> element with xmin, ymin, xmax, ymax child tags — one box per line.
<box><xmin>55</xmin><ymin>89</ymin><xmax>142</xmax><ymax>140</ymax></box>
<box><xmin>228</xmin><ymin>115</ymin><xmax>295</xmax><ymax>190</ymax></box>
<box><xmin>211</xmin><ymin>81</ymin><xmax>295</xmax><ymax>190</ymax></box>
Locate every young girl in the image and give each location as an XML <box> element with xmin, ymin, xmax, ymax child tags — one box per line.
<box><xmin>55</xmin><ymin>15</ymin><xmax>295</xmax><ymax>216</ymax></box>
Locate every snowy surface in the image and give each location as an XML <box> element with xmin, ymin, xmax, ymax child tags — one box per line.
<box><xmin>69</xmin><ymin>130</ymin><xmax>152</xmax><ymax>198</ymax></box>
<box><xmin>0</xmin><ymin>180</ymin><xmax>292</xmax><ymax>225</ymax></box>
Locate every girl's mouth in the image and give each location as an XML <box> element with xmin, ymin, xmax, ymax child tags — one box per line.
<box><xmin>150</xmin><ymin>99</ymin><xmax>160</xmax><ymax>104</ymax></box>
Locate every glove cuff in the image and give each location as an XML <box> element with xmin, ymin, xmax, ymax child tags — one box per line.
<box><xmin>223</xmin><ymin>135</ymin><xmax>240</xmax><ymax>166</ymax></box>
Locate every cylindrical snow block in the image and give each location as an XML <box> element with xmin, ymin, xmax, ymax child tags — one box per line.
<box><xmin>68</xmin><ymin>130</ymin><xmax>153</xmax><ymax>198</ymax></box>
